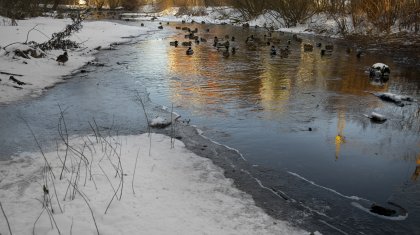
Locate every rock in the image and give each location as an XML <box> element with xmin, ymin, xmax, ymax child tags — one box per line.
<box><xmin>370</xmin><ymin>204</ymin><xmax>396</xmax><ymax>216</ymax></box>
<box><xmin>369</xmin><ymin>112</ymin><xmax>387</xmax><ymax>123</ymax></box>
<box><xmin>374</xmin><ymin>92</ymin><xmax>414</xmax><ymax>106</ymax></box>
<box><xmin>369</xmin><ymin>63</ymin><xmax>390</xmax><ymax>78</ymax></box>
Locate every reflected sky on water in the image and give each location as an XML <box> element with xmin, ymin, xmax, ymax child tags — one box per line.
<box><xmin>132</xmin><ymin>23</ymin><xmax>420</xmax><ymax>205</ymax></box>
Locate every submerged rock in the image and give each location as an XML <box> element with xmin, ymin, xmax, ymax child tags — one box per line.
<box><xmin>369</xmin><ymin>112</ymin><xmax>387</xmax><ymax>123</ymax></box>
<box><xmin>370</xmin><ymin>204</ymin><xmax>397</xmax><ymax>216</ymax></box>
<box><xmin>373</xmin><ymin>92</ymin><xmax>415</xmax><ymax>107</ymax></box>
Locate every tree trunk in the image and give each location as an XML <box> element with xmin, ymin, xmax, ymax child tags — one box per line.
<box><xmin>52</xmin><ymin>0</ymin><xmax>61</xmax><ymax>10</ymax></box>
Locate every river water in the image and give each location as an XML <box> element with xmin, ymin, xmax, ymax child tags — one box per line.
<box><xmin>1</xmin><ymin>21</ymin><xmax>419</xmax><ymax>234</ymax></box>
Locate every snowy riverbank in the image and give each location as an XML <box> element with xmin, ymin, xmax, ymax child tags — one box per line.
<box><xmin>0</xmin><ymin>16</ymin><xmax>310</xmax><ymax>234</ymax></box>
<box><xmin>0</xmin><ymin>133</ymin><xmax>306</xmax><ymax>234</ymax></box>
<box><xmin>0</xmin><ymin>17</ymin><xmax>153</xmax><ymax>104</ymax></box>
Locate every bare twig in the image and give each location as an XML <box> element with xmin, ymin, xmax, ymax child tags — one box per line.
<box><xmin>0</xmin><ymin>201</ymin><xmax>13</xmax><ymax>235</ymax></box>
<box><xmin>0</xmin><ymin>71</ymin><xmax>23</xmax><ymax>76</ymax></box>
<box><xmin>68</xmin><ymin>180</ymin><xmax>100</xmax><ymax>235</ymax></box>
<box><xmin>132</xmin><ymin>147</ymin><xmax>141</xmax><ymax>195</ymax></box>
<box><xmin>45</xmin><ymin>207</ymin><xmax>62</xmax><ymax>235</ymax></box>
<box><xmin>170</xmin><ymin>103</ymin><xmax>175</xmax><ymax>149</ymax></box>
<box><xmin>21</xmin><ymin>117</ymin><xmax>56</xmax><ymax>179</ymax></box>
<box><xmin>25</xmin><ymin>24</ymin><xmax>39</xmax><ymax>44</ymax></box>
<box><xmin>58</xmin><ymin>104</ymin><xmax>70</xmax><ymax>180</ymax></box>
<box><xmin>32</xmin><ymin>207</ymin><xmax>46</xmax><ymax>235</ymax></box>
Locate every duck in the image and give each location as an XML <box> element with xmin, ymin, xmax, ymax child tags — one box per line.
<box><xmin>280</xmin><ymin>46</ymin><xmax>290</xmax><ymax>57</ymax></box>
<box><xmin>325</xmin><ymin>44</ymin><xmax>334</xmax><ymax>51</ymax></box>
<box><xmin>213</xmin><ymin>36</ymin><xmax>219</xmax><ymax>47</ymax></box>
<box><xmin>181</xmin><ymin>41</ymin><xmax>192</xmax><ymax>46</ymax></box>
<box><xmin>56</xmin><ymin>51</ymin><xmax>68</xmax><ymax>65</ymax></box>
<box><xmin>270</xmin><ymin>45</ymin><xmax>277</xmax><ymax>56</ymax></box>
<box><xmin>303</xmin><ymin>43</ymin><xmax>313</xmax><ymax>52</ymax></box>
<box><xmin>169</xmin><ymin>41</ymin><xmax>179</xmax><ymax>47</ymax></box>
<box><xmin>216</xmin><ymin>41</ymin><xmax>230</xmax><ymax>50</ymax></box>
<box><xmin>186</xmin><ymin>47</ymin><xmax>194</xmax><ymax>55</ymax></box>
<box><xmin>223</xmin><ymin>49</ymin><xmax>230</xmax><ymax>58</ymax></box>
<box><xmin>158</xmin><ymin>25</ymin><xmax>163</xmax><ymax>29</ymax></box>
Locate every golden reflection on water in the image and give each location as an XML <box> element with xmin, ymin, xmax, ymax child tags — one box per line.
<box><xmin>412</xmin><ymin>151</ymin><xmax>420</xmax><ymax>181</ymax></box>
<box><xmin>163</xmin><ymin>26</ymin><xmax>413</xmax><ymax>152</ymax></box>
<box><xmin>335</xmin><ymin>111</ymin><xmax>346</xmax><ymax>160</ymax></box>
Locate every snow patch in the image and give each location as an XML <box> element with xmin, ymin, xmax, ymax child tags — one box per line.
<box><xmin>0</xmin><ymin>134</ymin><xmax>306</xmax><ymax>234</ymax></box>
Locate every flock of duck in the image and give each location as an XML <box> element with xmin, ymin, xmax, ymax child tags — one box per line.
<box><xmin>165</xmin><ymin>21</ymin><xmax>344</xmax><ymax>59</ymax></box>
<box><xmin>163</xmin><ymin>21</ymin><xmax>389</xmax><ymax>79</ymax></box>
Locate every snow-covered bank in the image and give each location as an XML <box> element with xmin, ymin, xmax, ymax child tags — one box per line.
<box><xmin>0</xmin><ymin>17</ymin><xmax>153</xmax><ymax>104</ymax></box>
<box><xmin>0</xmin><ymin>133</ymin><xmax>306</xmax><ymax>234</ymax></box>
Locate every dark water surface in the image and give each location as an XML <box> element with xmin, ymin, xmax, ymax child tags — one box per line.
<box><xmin>1</xmin><ymin>21</ymin><xmax>419</xmax><ymax>233</ymax></box>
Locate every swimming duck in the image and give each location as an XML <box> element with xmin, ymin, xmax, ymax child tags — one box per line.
<box><xmin>181</xmin><ymin>41</ymin><xmax>192</xmax><ymax>46</ymax></box>
<box><xmin>223</xmin><ymin>49</ymin><xmax>230</xmax><ymax>58</ymax></box>
<box><xmin>270</xmin><ymin>46</ymin><xmax>277</xmax><ymax>55</ymax></box>
<box><xmin>303</xmin><ymin>43</ymin><xmax>313</xmax><ymax>52</ymax></box>
<box><xmin>213</xmin><ymin>36</ymin><xmax>219</xmax><ymax>47</ymax></box>
<box><xmin>186</xmin><ymin>47</ymin><xmax>194</xmax><ymax>55</ymax></box>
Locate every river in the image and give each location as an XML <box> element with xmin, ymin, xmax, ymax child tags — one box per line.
<box><xmin>1</xmin><ymin>20</ymin><xmax>419</xmax><ymax>234</ymax></box>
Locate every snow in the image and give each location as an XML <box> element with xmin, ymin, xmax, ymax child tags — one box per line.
<box><xmin>370</xmin><ymin>112</ymin><xmax>387</xmax><ymax>122</ymax></box>
<box><xmin>0</xmin><ymin>133</ymin><xmax>306</xmax><ymax>234</ymax></box>
<box><xmin>149</xmin><ymin>116</ymin><xmax>172</xmax><ymax>128</ymax></box>
<box><xmin>371</xmin><ymin>63</ymin><xmax>389</xmax><ymax>70</ymax></box>
<box><xmin>0</xmin><ymin>17</ymin><xmax>155</xmax><ymax>104</ymax></box>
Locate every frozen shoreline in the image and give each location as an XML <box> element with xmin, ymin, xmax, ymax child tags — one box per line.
<box><xmin>0</xmin><ymin>133</ymin><xmax>306</xmax><ymax>234</ymax></box>
<box><xmin>0</xmin><ymin>17</ymin><xmax>155</xmax><ymax>104</ymax></box>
